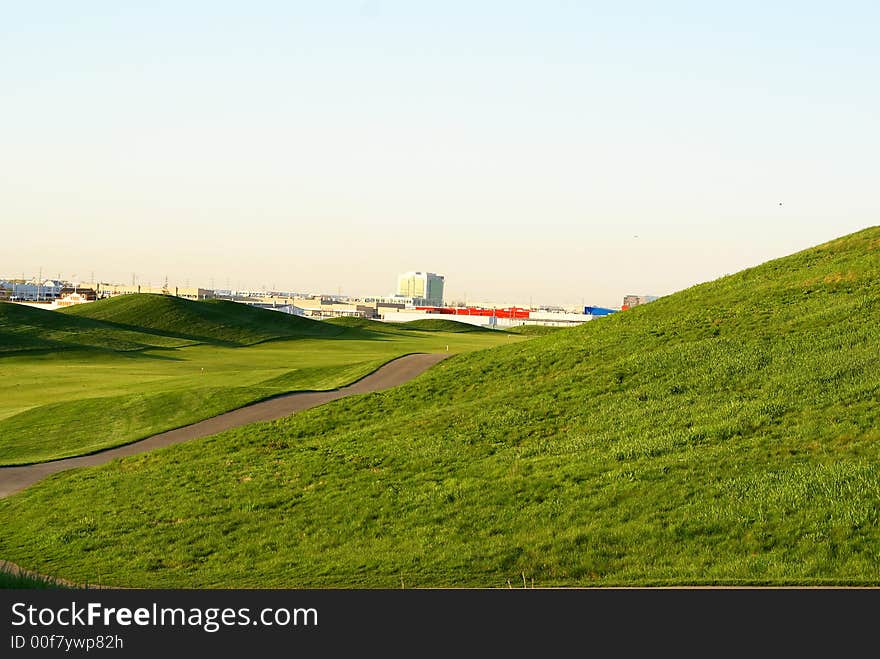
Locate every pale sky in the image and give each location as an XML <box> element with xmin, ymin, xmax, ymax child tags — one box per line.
<box><xmin>2</xmin><ymin>1</ymin><xmax>878</xmax><ymax>309</ymax></box>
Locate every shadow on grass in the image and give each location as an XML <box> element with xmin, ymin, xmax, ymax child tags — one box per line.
<box><xmin>0</xmin><ymin>563</ymin><xmax>79</xmax><ymax>589</ymax></box>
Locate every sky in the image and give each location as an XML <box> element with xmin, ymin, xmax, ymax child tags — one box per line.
<box><xmin>2</xmin><ymin>1</ymin><xmax>878</xmax><ymax>309</ymax></box>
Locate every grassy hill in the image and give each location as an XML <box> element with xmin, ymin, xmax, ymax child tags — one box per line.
<box><xmin>62</xmin><ymin>294</ymin><xmax>342</xmax><ymax>345</ymax></box>
<box><xmin>504</xmin><ymin>324</ymin><xmax>567</xmax><ymax>336</ymax></box>
<box><xmin>323</xmin><ymin>316</ymin><xmax>497</xmax><ymax>335</ymax></box>
<box><xmin>397</xmin><ymin>318</ymin><xmax>497</xmax><ymax>333</ymax></box>
<box><xmin>0</xmin><ymin>302</ymin><xmax>197</xmax><ymax>353</ymax></box>
<box><xmin>322</xmin><ymin>316</ymin><xmax>413</xmax><ymax>336</ymax></box>
<box><xmin>0</xmin><ymin>294</ymin><xmax>342</xmax><ymax>355</ymax></box>
<box><xmin>1</xmin><ymin>226</ymin><xmax>878</xmax><ymax>587</ymax></box>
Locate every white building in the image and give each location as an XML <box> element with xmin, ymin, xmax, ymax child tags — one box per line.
<box><xmin>378</xmin><ymin>308</ymin><xmax>593</xmax><ymax>329</ymax></box>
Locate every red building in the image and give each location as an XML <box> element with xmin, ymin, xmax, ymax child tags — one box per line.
<box><xmin>415</xmin><ymin>306</ymin><xmax>531</xmax><ymax>319</ymax></box>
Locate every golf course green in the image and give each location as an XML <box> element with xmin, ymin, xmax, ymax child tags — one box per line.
<box><xmin>1</xmin><ymin>226</ymin><xmax>878</xmax><ymax>588</ymax></box>
<box><xmin>0</xmin><ymin>297</ymin><xmax>519</xmax><ymax>465</ymax></box>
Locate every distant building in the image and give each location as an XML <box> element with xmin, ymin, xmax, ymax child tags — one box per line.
<box><xmin>96</xmin><ymin>284</ymin><xmax>214</xmax><ymax>300</ymax></box>
<box><xmin>379</xmin><ymin>306</ymin><xmax>591</xmax><ymax>328</ymax></box>
<box><xmin>293</xmin><ymin>303</ymin><xmax>376</xmax><ymax>319</ymax></box>
<box><xmin>584</xmin><ymin>306</ymin><xmax>617</xmax><ymax>317</ymax></box>
<box><xmin>622</xmin><ymin>294</ymin><xmax>658</xmax><ymax>310</ymax></box>
<box><xmin>0</xmin><ymin>279</ymin><xmax>64</xmax><ymax>301</ymax></box>
<box><xmin>56</xmin><ymin>287</ymin><xmax>98</xmax><ymax>307</ymax></box>
<box><xmin>396</xmin><ymin>271</ymin><xmax>445</xmax><ymax>306</ymax></box>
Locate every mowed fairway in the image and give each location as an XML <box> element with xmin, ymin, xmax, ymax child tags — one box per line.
<box><xmin>0</xmin><ymin>299</ymin><xmax>518</xmax><ymax>465</ymax></box>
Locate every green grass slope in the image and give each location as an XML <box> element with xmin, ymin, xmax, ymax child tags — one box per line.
<box><xmin>322</xmin><ymin>316</ymin><xmax>413</xmax><ymax>336</ymax></box>
<box><xmin>504</xmin><ymin>324</ymin><xmax>568</xmax><ymax>336</ymax></box>
<box><xmin>0</xmin><ymin>302</ymin><xmax>196</xmax><ymax>353</ymax></box>
<box><xmin>397</xmin><ymin>318</ymin><xmax>497</xmax><ymax>333</ymax></box>
<box><xmin>324</xmin><ymin>316</ymin><xmax>496</xmax><ymax>335</ymax></box>
<box><xmin>0</xmin><ymin>324</ymin><xmax>517</xmax><ymax>466</ymax></box>
<box><xmin>1</xmin><ymin>226</ymin><xmax>879</xmax><ymax>587</ymax></box>
<box><xmin>63</xmin><ymin>294</ymin><xmax>342</xmax><ymax>345</ymax></box>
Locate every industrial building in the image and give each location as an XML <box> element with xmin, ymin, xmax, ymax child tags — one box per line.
<box><xmin>380</xmin><ymin>305</ymin><xmax>608</xmax><ymax>329</ymax></box>
<box><xmin>584</xmin><ymin>306</ymin><xmax>616</xmax><ymax>316</ymax></box>
<box><xmin>0</xmin><ymin>279</ymin><xmax>65</xmax><ymax>301</ymax></box>
<box><xmin>622</xmin><ymin>295</ymin><xmax>658</xmax><ymax>310</ymax></box>
<box><xmin>96</xmin><ymin>283</ymin><xmax>214</xmax><ymax>300</ymax></box>
<box><xmin>55</xmin><ymin>287</ymin><xmax>98</xmax><ymax>307</ymax></box>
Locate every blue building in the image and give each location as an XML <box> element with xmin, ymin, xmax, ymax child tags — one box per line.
<box><xmin>584</xmin><ymin>306</ymin><xmax>616</xmax><ymax>317</ymax></box>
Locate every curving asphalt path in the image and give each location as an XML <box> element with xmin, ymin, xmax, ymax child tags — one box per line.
<box><xmin>0</xmin><ymin>352</ymin><xmax>449</xmax><ymax>499</ymax></box>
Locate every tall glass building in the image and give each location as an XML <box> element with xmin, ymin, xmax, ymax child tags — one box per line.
<box><xmin>396</xmin><ymin>272</ymin><xmax>445</xmax><ymax>306</ymax></box>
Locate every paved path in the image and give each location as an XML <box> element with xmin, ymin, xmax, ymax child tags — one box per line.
<box><xmin>0</xmin><ymin>352</ymin><xmax>449</xmax><ymax>499</ymax></box>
